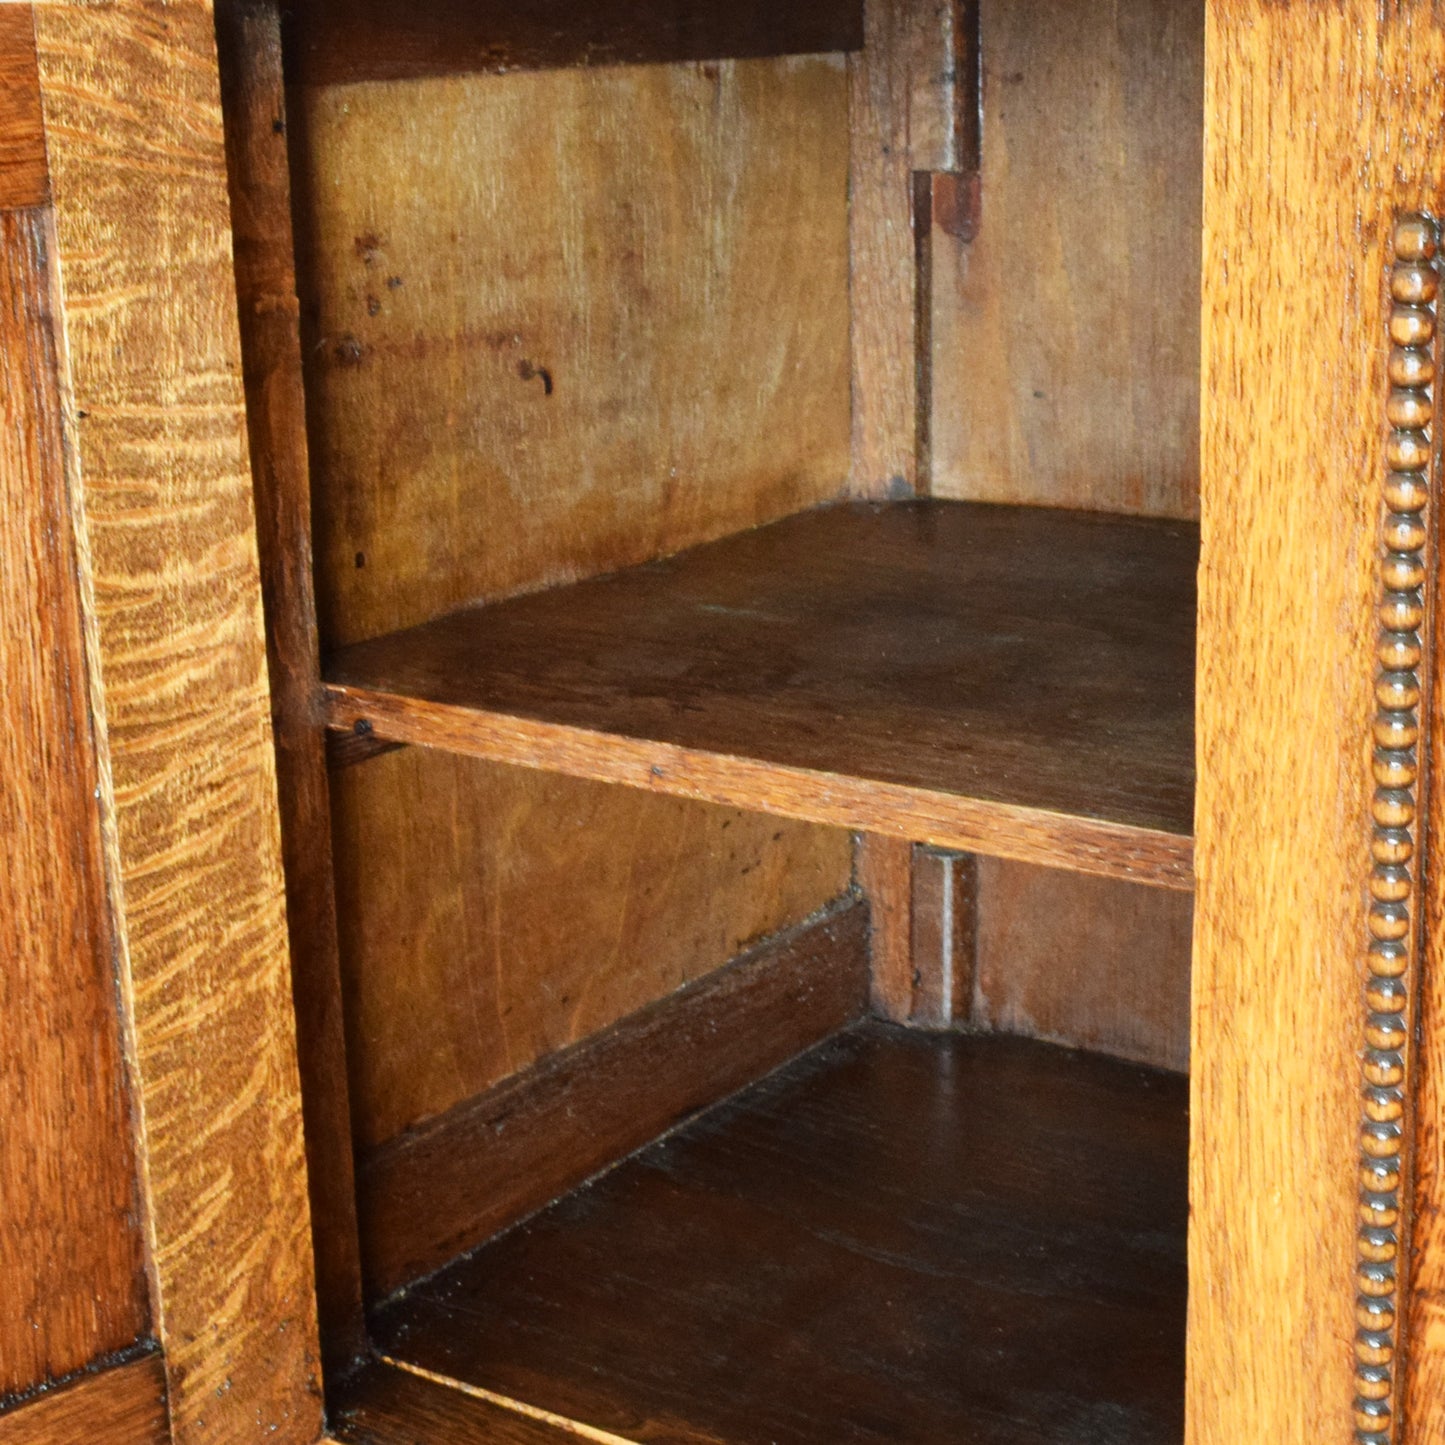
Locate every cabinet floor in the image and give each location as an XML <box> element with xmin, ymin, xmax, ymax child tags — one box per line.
<box><xmin>370</xmin><ymin>1023</ymin><xmax>1189</xmax><ymax>1445</ymax></box>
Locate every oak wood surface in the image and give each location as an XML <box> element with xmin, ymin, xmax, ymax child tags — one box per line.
<box><xmin>0</xmin><ymin>7</ymin><xmax>47</xmax><ymax>211</ymax></box>
<box><xmin>326</xmin><ymin>501</ymin><xmax>1197</xmax><ymax>887</ymax></box>
<box><xmin>357</xmin><ymin>900</ymin><xmax>866</xmax><ymax>1299</ymax></box>
<box><xmin>0</xmin><ymin>205</ymin><xmax>151</xmax><ymax>1398</ymax></box>
<box><xmin>33</xmin><ymin>5</ymin><xmax>323</xmax><ymax>1438</ymax></box>
<box><xmin>290</xmin><ymin>57</ymin><xmax>849</xmax><ymax>649</ymax></box>
<box><xmin>928</xmin><ymin>0</ymin><xmax>1203</xmax><ymax>518</ymax></box>
<box><xmin>374</xmin><ymin>1024</ymin><xmax>1189</xmax><ymax>1445</ymax></box>
<box><xmin>909</xmin><ymin>847</ymin><xmax>977</xmax><ymax>1029</ymax></box>
<box><xmin>0</xmin><ymin>1353</ymin><xmax>168</xmax><ymax>1444</ymax></box>
<box><xmin>1190</xmin><ymin>7</ymin><xmax>1445</xmax><ymax>1442</ymax></box>
<box><xmin>331</xmin><ymin>750</ymin><xmax>851</xmax><ymax>1152</ymax></box>
<box><xmin>284</xmin><ymin>0</ymin><xmax>862</xmax><ymax>86</ymax></box>
<box><xmin>973</xmin><ymin>859</ymin><xmax>1192</xmax><ymax>1073</ymax></box>
<box><xmin>855</xmin><ymin>833</ymin><xmax>914</xmax><ymax>1021</ymax></box>
<box><xmin>214</xmin><ymin>0</ymin><xmax>367</xmax><ymax>1372</ymax></box>
<box><xmin>332</xmin><ymin>1362</ymin><xmax>573</xmax><ymax>1445</ymax></box>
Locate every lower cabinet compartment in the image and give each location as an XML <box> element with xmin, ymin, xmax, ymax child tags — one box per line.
<box><xmin>348</xmin><ymin>1023</ymin><xmax>1188</xmax><ymax>1445</ymax></box>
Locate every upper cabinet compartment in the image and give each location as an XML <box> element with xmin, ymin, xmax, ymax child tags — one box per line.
<box><xmin>274</xmin><ymin>0</ymin><xmax>1202</xmax><ymax>890</ymax></box>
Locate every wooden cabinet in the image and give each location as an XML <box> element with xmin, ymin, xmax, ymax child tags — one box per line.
<box><xmin>1</xmin><ymin>2</ymin><xmax>1443</xmax><ymax>1443</ymax></box>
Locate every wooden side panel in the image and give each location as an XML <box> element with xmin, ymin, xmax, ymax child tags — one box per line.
<box><xmin>291</xmin><ymin>57</ymin><xmax>850</xmax><ymax>648</ymax></box>
<box><xmin>0</xmin><ymin>8</ymin><xmax>47</xmax><ymax>211</ymax></box>
<box><xmin>0</xmin><ymin>204</ymin><xmax>151</xmax><ymax>1397</ymax></box>
<box><xmin>909</xmin><ymin>847</ymin><xmax>977</xmax><ymax>1029</ymax></box>
<box><xmin>929</xmin><ymin>0</ymin><xmax>1203</xmax><ymax>517</ymax></box>
<box><xmin>1192</xmin><ymin>9</ymin><xmax>1445</xmax><ymax>1443</ymax></box>
<box><xmin>0</xmin><ymin>1354</ymin><xmax>168</xmax><ymax>1445</ymax></box>
<box><xmin>855</xmin><ymin>833</ymin><xmax>913</xmax><ymax>1020</ymax></box>
<box><xmin>331</xmin><ymin>749</ymin><xmax>851</xmax><ymax>1148</ymax></box>
<box><xmin>972</xmin><ymin>859</ymin><xmax>1191</xmax><ymax>1073</ymax></box>
<box><xmin>32</xmin><ymin>5</ymin><xmax>323</xmax><ymax>1440</ymax></box>
<box><xmin>357</xmin><ymin>902</ymin><xmax>868</xmax><ymax>1297</ymax></box>
<box><xmin>214</xmin><ymin>0</ymin><xmax>367</xmax><ymax>1370</ymax></box>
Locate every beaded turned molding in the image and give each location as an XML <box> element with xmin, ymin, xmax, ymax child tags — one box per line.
<box><xmin>1355</xmin><ymin>212</ymin><xmax>1441</xmax><ymax>1445</ymax></box>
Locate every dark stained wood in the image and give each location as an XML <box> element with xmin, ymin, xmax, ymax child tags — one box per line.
<box><xmin>909</xmin><ymin>847</ymin><xmax>977</xmax><ymax>1028</ymax></box>
<box><xmin>973</xmin><ymin>859</ymin><xmax>1192</xmax><ymax>1073</ymax></box>
<box><xmin>0</xmin><ymin>1353</ymin><xmax>168</xmax><ymax>1444</ymax></box>
<box><xmin>332</xmin><ymin>1362</ymin><xmax>573</xmax><ymax>1445</ymax></box>
<box><xmin>214</xmin><ymin>0</ymin><xmax>367</xmax><ymax>1375</ymax></box>
<box><xmin>0</xmin><ymin>206</ymin><xmax>151</xmax><ymax>1397</ymax></box>
<box><xmin>0</xmin><ymin>8</ymin><xmax>47</xmax><ymax>211</ymax></box>
<box><xmin>374</xmin><ymin>1024</ymin><xmax>1189</xmax><ymax>1445</ymax></box>
<box><xmin>326</xmin><ymin>501</ymin><xmax>1198</xmax><ymax>888</ymax></box>
<box><xmin>855</xmin><ymin>833</ymin><xmax>914</xmax><ymax>1020</ymax></box>
<box><xmin>283</xmin><ymin>0</ymin><xmax>863</xmax><ymax>87</ymax></box>
<box><xmin>357</xmin><ymin>901</ymin><xmax>867</xmax><ymax>1299</ymax></box>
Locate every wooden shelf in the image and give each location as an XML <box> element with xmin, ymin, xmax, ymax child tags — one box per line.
<box><xmin>325</xmin><ymin>500</ymin><xmax>1197</xmax><ymax>888</ymax></box>
<box><xmin>366</xmin><ymin>1024</ymin><xmax>1189</xmax><ymax>1445</ymax></box>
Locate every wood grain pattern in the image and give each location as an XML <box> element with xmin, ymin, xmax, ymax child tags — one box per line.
<box><xmin>0</xmin><ymin>205</ymin><xmax>151</xmax><ymax>1397</ymax></box>
<box><xmin>290</xmin><ymin>57</ymin><xmax>850</xmax><ymax>648</ymax></box>
<box><xmin>374</xmin><ymin>1025</ymin><xmax>1188</xmax><ymax>1445</ymax></box>
<box><xmin>0</xmin><ymin>7</ymin><xmax>47</xmax><ymax>211</ymax></box>
<box><xmin>330</xmin><ymin>749</ymin><xmax>851</xmax><ymax>1150</ymax></box>
<box><xmin>357</xmin><ymin>901</ymin><xmax>866</xmax><ymax>1298</ymax></box>
<box><xmin>332</xmin><ymin>1362</ymin><xmax>574</xmax><ymax>1445</ymax></box>
<box><xmin>284</xmin><ymin>0</ymin><xmax>863</xmax><ymax>86</ymax></box>
<box><xmin>214</xmin><ymin>0</ymin><xmax>367</xmax><ymax>1373</ymax></box>
<box><xmin>32</xmin><ymin>5</ymin><xmax>323</xmax><ymax>1438</ymax></box>
<box><xmin>929</xmin><ymin>0</ymin><xmax>1203</xmax><ymax>518</ymax></box>
<box><xmin>973</xmin><ymin>859</ymin><xmax>1192</xmax><ymax>1073</ymax></box>
<box><xmin>326</xmin><ymin>501</ymin><xmax>1197</xmax><ymax>888</ymax></box>
<box><xmin>0</xmin><ymin>1353</ymin><xmax>168</xmax><ymax>1444</ymax></box>
<box><xmin>1190</xmin><ymin>9</ymin><xmax>1445</xmax><ymax>1443</ymax></box>
<box><xmin>855</xmin><ymin>833</ymin><xmax>913</xmax><ymax>1021</ymax></box>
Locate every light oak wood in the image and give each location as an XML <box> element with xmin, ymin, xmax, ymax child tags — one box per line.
<box><xmin>284</xmin><ymin>0</ymin><xmax>863</xmax><ymax>85</ymax></box>
<box><xmin>357</xmin><ymin>901</ymin><xmax>867</xmax><ymax>1298</ymax></box>
<box><xmin>32</xmin><ymin>4</ymin><xmax>323</xmax><ymax>1438</ymax></box>
<box><xmin>0</xmin><ymin>204</ymin><xmax>151</xmax><ymax>1397</ymax></box>
<box><xmin>325</xmin><ymin>502</ymin><xmax>1197</xmax><ymax>888</ymax></box>
<box><xmin>0</xmin><ymin>1353</ymin><xmax>168</xmax><ymax>1444</ymax></box>
<box><xmin>290</xmin><ymin>56</ymin><xmax>850</xmax><ymax>648</ymax></box>
<box><xmin>973</xmin><ymin>859</ymin><xmax>1191</xmax><ymax>1073</ymax></box>
<box><xmin>214</xmin><ymin>0</ymin><xmax>367</xmax><ymax>1372</ymax></box>
<box><xmin>0</xmin><ymin>8</ymin><xmax>47</xmax><ymax>211</ymax></box>
<box><xmin>330</xmin><ymin>749</ymin><xmax>851</xmax><ymax>1150</ymax></box>
<box><xmin>1190</xmin><ymin>9</ymin><xmax>1445</xmax><ymax>1443</ymax></box>
<box><xmin>928</xmin><ymin>0</ymin><xmax>1203</xmax><ymax>518</ymax></box>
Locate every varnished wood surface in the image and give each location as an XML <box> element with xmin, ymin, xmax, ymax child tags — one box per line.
<box><xmin>0</xmin><ymin>206</ymin><xmax>151</xmax><ymax>1396</ymax></box>
<box><xmin>291</xmin><ymin>57</ymin><xmax>849</xmax><ymax>649</ymax></box>
<box><xmin>374</xmin><ymin>1024</ymin><xmax>1189</xmax><ymax>1445</ymax></box>
<box><xmin>215</xmin><ymin>0</ymin><xmax>367</xmax><ymax>1372</ymax></box>
<box><xmin>284</xmin><ymin>0</ymin><xmax>862</xmax><ymax>86</ymax></box>
<box><xmin>331</xmin><ymin>750</ymin><xmax>850</xmax><ymax>1151</ymax></box>
<box><xmin>33</xmin><ymin>6</ymin><xmax>323</xmax><ymax>1438</ymax></box>
<box><xmin>357</xmin><ymin>901</ymin><xmax>866</xmax><ymax>1299</ymax></box>
<box><xmin>0</xmin><ymin>8</ymin><xmax>47</xmax><ymax>211</ymax></box>
<box><xmin>974</xmin><ymin>860</ymin><xmax>1192</xmax><ymax>1073</ymax></box>
<box><xmin>332</xmin><ymin>1362</ymin><xmax>573</xmax><ymax>1444</ymax></box>
<box><xmin>909</xmin><ymin>847</ymin><xmax>977</xmax><ymax>1029</ymax></box>
<box><xmin>327</xmin><ymin>501</ymin><xmax>1197</xmax><ymax>887</ymax></box>
<box><xmin>929</xmin><ymin>0</ymin><xmax>1202</xmax><ymax>518</ymax></box>
<box><xmin>855</xmin><ymin>833</ymin><xmax>914</xmax><ymax>1020</ymax></box>
<box><xmin>1190</xmin><ymin>8</ymin><xmax>1445</xmax><ymax>1443</ymax></box>
<box><xmin>0</xmin><ymin>1353</ymin><xmax>168</xmax><ymax>1444</ymax></box>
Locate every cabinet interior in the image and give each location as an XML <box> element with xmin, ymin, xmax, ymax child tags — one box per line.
<box><xmin>219</xmin><ymin>0</ymin><xmax>1204</xmax><ymax>1438</ymax></box>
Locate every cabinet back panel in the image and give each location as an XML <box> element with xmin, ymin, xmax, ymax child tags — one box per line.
<box><xmin>928</xmin><ymin>0</ymin><xmax>1203</xmax><ymax>518</ymax></box>
<box><xmin>330</xmin><ymin>749</ymin><xmax>851</xmax><ymax>1150</ymax></box>
<box><xmin>290</xmin><ymin>56</ymin><xmax>851</xmax><ymax>648</ymax></box>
